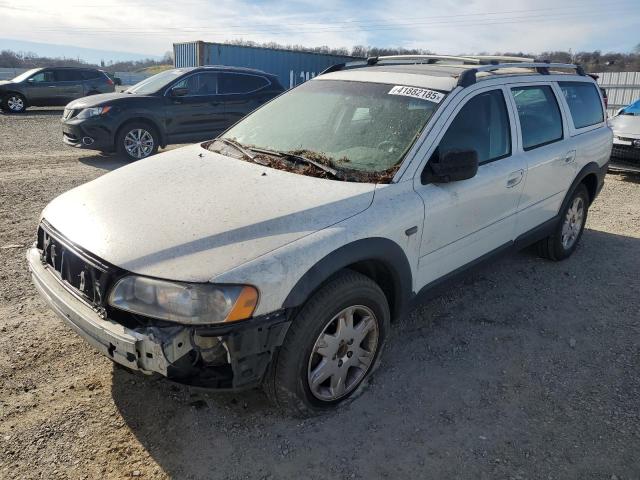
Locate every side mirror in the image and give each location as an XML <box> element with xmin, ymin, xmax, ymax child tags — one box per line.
<box><xmin>170</xmin><ymin>87</ymin><xmax>189</xmax><ymax>97</ymax></box>
<box><xmin>424</xmin><ymin>149</ymin><xmax>479</xmax><ymax>183</ymax></box>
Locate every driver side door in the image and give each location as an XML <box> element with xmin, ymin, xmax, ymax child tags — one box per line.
<box><xmin>413</xmin><ymin>86</ymin><xmax>527</xmax><ymax>289</ymax></box>
<box><xmin>24</xmin><ymin>69</ymin><xmax>57</xmax><ymax>106</ymax></box>
<box><xmin>164</xmin><ymin>72</ymin><xmax>227</xmax><ymax>143</ymax></box>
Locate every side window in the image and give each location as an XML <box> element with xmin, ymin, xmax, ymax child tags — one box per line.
<box><xmin>511</xmin><ymin>85</ymin><xmax>563</xmax><ymax>150</ymax></box>
<box><xmin>172</xmin><ymin>72</ymin><xmax>218</xmax><ymax>96</ymax></box>
<box><xmin>218</xmin><ymin>73</ymin><xmax>269</xmax><ymax>94</ymax></box>
<box><xmin>29</xmin><ymin>71</ymin><xmax>55</xmax><ymax>83</ymax></box>
<box><xmin>55</xmin><ymin>70</ymin><xmax>84</xmax><ymax>82</ymax></box>
<box><xmin>436</xmin><ymin>89</ymin><xmax>511</xmax><ymax>165</ymax></box>
<box><xmin>81</xmin><ymin>69</ymin><xmax>101</xmax><ymax>80</ymax></box>
<box><xmin>558</xmin><ymin>81</ymin><xmax>604</xmax><ymax>129</ymax></box>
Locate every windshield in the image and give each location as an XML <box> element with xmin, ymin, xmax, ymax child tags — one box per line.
<box><xmin>126</xmin><ymin>68</ymin><xmax>191</xmax><ymax>95</ymax></box>
<box><xmin>220</xmin><ymin>79</ymin><xmax>444</xmax><ymax>176</ymax></box>
<box><xmin>11</xmin><ymin>68</ymin><xmax>41</xmax><ymax>83</ymax></box>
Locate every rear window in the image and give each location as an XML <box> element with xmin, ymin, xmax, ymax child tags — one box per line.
<box><xmin>219</xmin><ymin>73</ymin><xmax>269</xmax><ymax>94</ymax></box>
<box><xmin>512</xmin><ymin>86</ymin><xmax>563</xmax><ymax>150</ymax></box>
<box><xmin>559</xmin><ymin>81</ymin><xmax>604</xmax><ymax>129</ymax></box>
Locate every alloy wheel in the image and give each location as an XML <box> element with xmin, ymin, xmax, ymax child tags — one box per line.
<box><xmin>307</xmin><ymin>305</ymin><xmax>379</xmax><ymax>401</ymax></box>
<box><xmin>561</xmin><ymin>196</ymin><xmax>585</xmax><ymax>249</ymax></box>
<box><xmin>124</xmin><ymin>128</ymin><xmax>154</xmax><ymax>159</ymax></box>
<box><xmin>7</xmin><ymin>95</ymin><xmax>24</xmax><ymax>112</ymax></box>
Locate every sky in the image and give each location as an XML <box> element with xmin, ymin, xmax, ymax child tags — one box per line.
<box><xmin>0</xmin><ymin>0</ymin><xmax>638</xmax><ymax>60</ymax></box>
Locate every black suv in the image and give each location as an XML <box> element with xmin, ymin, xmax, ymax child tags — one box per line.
<box><xmin>0</xmin><ymin>67</ymin><xmax>115</xmax><ymax>113</ymax></box>
<box><xmin>61</xmin><ymin>66</ymin><xmax>285</xmax><ymax>160</ymax></box>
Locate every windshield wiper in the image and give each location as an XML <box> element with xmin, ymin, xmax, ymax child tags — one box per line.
<box><xmin>247</xmin><ymin>146</ymin><xmax>341</xmax><ymax>178</ymax></box>
<box><xmin>216</xmin><ymin>138</ymin><xmax>256</xmax><ymax>160</ymax></box>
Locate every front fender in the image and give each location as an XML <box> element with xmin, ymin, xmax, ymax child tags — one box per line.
<box><xmin>282</xmin><ymin>237</ymin><xmax>412</xmax><ymax>319</ymax></box>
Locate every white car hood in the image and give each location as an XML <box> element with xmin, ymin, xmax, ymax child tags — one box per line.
<box><xmin>610</xmin><ymin>115</ymin><xmax>640</xmax><ymax>138</ymax></box>
<box><xmin>42</xmin><ymin>144</ymin><xmax>375</xmax><ymax>281</ymax></box>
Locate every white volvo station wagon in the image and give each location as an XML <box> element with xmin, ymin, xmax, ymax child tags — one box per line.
<box><xmin>28</xmin><ymin>56</ymin><xmax>612</xmax><ymax>415</ymax></box>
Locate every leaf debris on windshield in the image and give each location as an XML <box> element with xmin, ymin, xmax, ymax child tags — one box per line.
<box><xmin>203</xmin><ymin>140</ymin><xmax>399</xmax><ymax>183</ymax></box>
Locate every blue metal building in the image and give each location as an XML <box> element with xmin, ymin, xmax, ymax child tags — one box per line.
<box><xmin>173</xmin><ymin>41</ymin><xmax>360</xmax><ymax>89</ymax></box>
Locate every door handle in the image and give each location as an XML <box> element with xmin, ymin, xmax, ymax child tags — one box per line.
<box><xmin>564</xmin><ymin>150</ymin><xmax>576</xmax><ymax>163</ymax></box>
<box><xmin>506</xmin><ymin>169</ymin><xmax>524</xmax><ymax>188</ymax></box>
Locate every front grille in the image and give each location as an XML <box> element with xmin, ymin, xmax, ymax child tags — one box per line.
<box><xmin>37</xmin><ymin>222</ymin><xmax>118</xmax><ymax>308</ymax></box>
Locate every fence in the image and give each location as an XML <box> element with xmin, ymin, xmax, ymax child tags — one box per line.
<box><xmin>594</xmin><ymin>71</ymin><xmax>640</xmax><ymax>116</ymax></box>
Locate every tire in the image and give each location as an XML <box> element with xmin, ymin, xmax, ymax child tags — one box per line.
<box><xmin>86</xmin><ymin>90</ymin><xmax>99</xmax><ymax>96</ymax></box>
<box><xmin>265</xmin><ymin>270</ymin><xmax>390</xmax><ymax>416</ymax></box>
<box><xmin>536</xmin><ymin>184</ymin><xmax>589</xmax><ymax>261</ymax></box>
<box><xmin>116</xmin><ymin>122</ymin><xmax>159</xmax><ymax>161</ymax></box>
<box><xmin>2</xmin><ymin>93</ymin><xmax>27</xmax><ymax>113</ymax></box>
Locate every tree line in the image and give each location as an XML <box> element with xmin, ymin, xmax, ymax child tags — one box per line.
<box><xmin>2</xmin><ymin>41</ymin><xmax>640</xmax><ymax>72</ymax></box>
<box><xmin>0</xmin><ymin>50</ymin><xmax>173</xmax><ymax>73</ymax></box>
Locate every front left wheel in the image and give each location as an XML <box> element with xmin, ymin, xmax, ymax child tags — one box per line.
<box><xmin>116</xmin><ymin>123</ymin><xmax>159</xmax><ymax>161</ymax></box>
<box><xmin>2</xmin><ymin>93</ymin><xmax>27</xmax><ymax>113</ymax></box>
<box><xmin>265</xmin><ymin>270</ymin><xmax>390</xmax><ymax>416</ymax></box>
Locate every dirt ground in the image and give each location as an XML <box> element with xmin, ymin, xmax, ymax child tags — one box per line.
<box><xmin>1</xmin><ymin>108</ymin><xmax>639</xmax><ymax>480</ymax></box>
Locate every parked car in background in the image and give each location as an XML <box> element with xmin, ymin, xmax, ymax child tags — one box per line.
<box><xmin>609</xmin><ymin>99</ymin><xmax>640</xmax><ymax>171</ymax></box>
<box><xmin>105</xmin><ymin>73</ymin><xmax>122</xmax><ymax>86</ymax></box>
<box><xmin>60</xmin><ymin>65</ymin><xmax>285</xmax><ymax>161</ymax></box>
<box><xmin>0</xmin><ymin>67</ymin><xmax>114</xmax><ymax>113</ymax></box>
<box><xmin>30</xmin><ymin>57</ymin><xmax>611</xmax><ymax>415</ymax></box>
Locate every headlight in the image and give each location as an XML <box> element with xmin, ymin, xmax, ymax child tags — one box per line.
<box><xmin>108</xmin><ymin>276</ymin><xmax>258</xmax><ymax>324</ymax></box>
<box><xmin>76</xmin><ymin>106</ymin><xmax>111</xmax><ymax>119</ymax></box>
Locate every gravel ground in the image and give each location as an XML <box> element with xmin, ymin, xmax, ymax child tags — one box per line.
<box><xmin>0</xmin><ymin>108</ymin><xmax>639</xmax><ymax>479</ymax></box>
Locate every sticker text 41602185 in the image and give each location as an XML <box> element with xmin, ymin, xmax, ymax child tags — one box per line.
<box><xmin>388</xmin><ymin>85</ymin><xmax>445</xmax><ymax>103</ymax></box>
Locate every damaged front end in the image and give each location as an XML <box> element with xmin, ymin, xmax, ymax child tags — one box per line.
<box><xmin>28</xmin><ymin>221</ymin><xmax>291</xmax><ymax>389</ymax></box>
<box><xmin>113</xmin><ymin>311</ymin><xmax>290</xmax><ymax>388</ymax></box>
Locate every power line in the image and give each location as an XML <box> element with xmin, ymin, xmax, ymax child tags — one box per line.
<box><xmin>19</xmin><ymin>7</ymin><xmax>632</xmax><ymax>37</ymax></box>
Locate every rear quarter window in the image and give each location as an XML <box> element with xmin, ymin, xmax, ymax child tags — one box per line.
<box><xmin>219</xmin><ymin>73</ymin><xmax>269</xmax><ymax>94</ymax></box>
<box><xmin>81</xmin><ymin>69</ymin><xmax>102</xmax><ymax>80</ymax></box>
<box><xmin>558</xmin><ymin>81</ymin><xmax>604</xmax><ymax>129</ymax></box>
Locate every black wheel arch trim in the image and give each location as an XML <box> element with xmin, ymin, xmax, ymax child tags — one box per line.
<box><xmin>561</xmin><ymin>162</ymin><xmax>605</xmax><ymax>212</ymax></box>
<box><xmin>116</xmin><ymin>116</ymin><xmax>166</xmax><ymax>147</ymax></box>
<box><xmin>282</xmin><ymin>237</ymin><xmax>413</xmax><ymax>321</ymax></box>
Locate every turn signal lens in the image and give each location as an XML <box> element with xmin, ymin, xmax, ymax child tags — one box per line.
<box><xmin>227</xmin><ymin>286</ymin><xmax>259</xmax><ymax>322</ymax></box>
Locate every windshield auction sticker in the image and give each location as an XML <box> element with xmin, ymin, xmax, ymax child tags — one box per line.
<box><xmin>388</xmin><ymin>85</ymin><xmax>445</xmax><ymax>103</ymax></box>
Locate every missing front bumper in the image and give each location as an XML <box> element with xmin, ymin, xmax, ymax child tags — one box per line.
<box><xmin>27</xmin><ymin>247</ymin><xmax>291</xmax><ymax>389</ymax></box>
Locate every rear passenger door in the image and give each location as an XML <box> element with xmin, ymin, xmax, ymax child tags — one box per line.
<box><xmin>52</xmin><ymin>69</ymin><xmax>85</xmax><ymax>104</ymax></box>
<box><xmin>414</xmin><ymin>86</ymin><xmax>526</xmax><ymax>288</ymax></box>
<box><xmin>219</xmin><ymin>72</ymin><xmax>272</xmax><ymax>125</ymax></box>
<box><xmin>507</xmin><ymin>83</ymin><xmax>575</xmax><ymax>236</ymax></box>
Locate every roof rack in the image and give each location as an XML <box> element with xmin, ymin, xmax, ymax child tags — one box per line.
<box><xmin>321</xmin><ymin>54</ymin><xmax>483</xmax><ymax>74</ymax></box>
<box><xmin>463</xmin><ymin>55</ymin><xmax>535</xmax><ymax>64</ymax></box>
<box><xmin>320</xmin><ymin>56</ymin><xmax>587</xmax><ymax>87</ymax></box>
<box><xmin>373</xmin><ymin>55</ymin><xmax>482</xmax><ymax>65</ymax></box>
<box><xmin>456</xmin><ymin>62</ymin><xmax>586</xmax><ymax>87</ymax></box>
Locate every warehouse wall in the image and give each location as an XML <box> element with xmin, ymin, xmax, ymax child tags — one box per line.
<box><xmin>173</xmin><ymin>41</ymin><xmax>359</xmax><ymax>89</ymax></box>
<box><xmin>594</xmin><ymin>71</ymin><xmax>640</xmax><ymax>116</ymax></box>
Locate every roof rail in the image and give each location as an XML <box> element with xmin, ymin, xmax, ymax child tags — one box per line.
<box><xmin>320</xmin><ymin>58</ymin><xmax>587</xmax><ymax>86</ymax></box>
<box><xmin>320</xmin><ymin>54</ymin><xmax>482</xmax><ymax>76</ymax></box>
<box><xmin>463</xmin><ymin>55</ymin><xmax>535</xmax><ymax>64</ymax></box>
<box><xmin>373</xmin><ymin>55</ymin><xmax>481</xmax><ymax>65</ymax></box>
<box><xmin>456</xmin><ymin>62</ymin><xmax>586</xmax><ymax>87</ymax></box>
